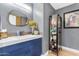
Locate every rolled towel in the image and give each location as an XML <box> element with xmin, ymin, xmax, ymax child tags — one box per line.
<box><xmin>1</xmin><ymin>29</ymin><xmax>7</xmax><ymax>32</ymax></box>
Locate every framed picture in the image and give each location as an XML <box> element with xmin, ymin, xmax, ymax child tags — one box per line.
<box><xmin>64</xmin><ymin>9</ymin><xmax>79</xmax><ymax>28</ymax></box>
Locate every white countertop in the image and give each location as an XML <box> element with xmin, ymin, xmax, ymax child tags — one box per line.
<box><xmin>0</xmin><ymin>35</ymin><xmax>42</xmax><ymax>48</ymax></box>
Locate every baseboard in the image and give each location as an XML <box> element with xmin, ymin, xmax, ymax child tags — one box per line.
<box><xmin>41</xmin><ymin>46</ymin><xmax>79</xmax><ymax>56</ymax></box>
<box><xmin>61</xmin><ymin>46</ymin><xmax>79</xmax><ymax>53</ymax></box>
<box><xmin>41</xmin><ymin>51</ymin><xmax>48</xmax><ymax>56</ymax></box>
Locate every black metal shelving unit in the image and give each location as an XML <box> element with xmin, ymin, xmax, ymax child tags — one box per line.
<box><xmin>49</xmin><ymin>14</ymin><xmax>62</xmax><ymax>56</ymax></box>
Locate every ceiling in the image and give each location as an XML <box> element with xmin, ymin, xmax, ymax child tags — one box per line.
<box><xmin>50</xmin><ymin>3</ymin><xmax>74</xmax><ymax>10</ymax></box>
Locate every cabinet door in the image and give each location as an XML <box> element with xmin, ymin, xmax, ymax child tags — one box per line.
<box><xmin>10</xmin><ymin>42</ymin><xmax>33</xmax><ymax>56</ymax></box>
<box><xmin>0</xmin><ymin>48</ymin><xmax>4</xmax><ymax>56</ymax></box>
<box><xmin>0</xmin><ymin>41</ymin><xmax>29</xmax><ymax>56</ymax></box>
<box><xmin>11</xmin><ymin>38</ymin><xmax>42</xmax><ymax>56</ymax></box>
<box><xmin>30</xmin><ymin>38</ymin><xmax>42</xmax><ymax>56</ymax></box>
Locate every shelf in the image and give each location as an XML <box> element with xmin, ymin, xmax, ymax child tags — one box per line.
<box><xmin>49</xmin><ymin>14</ymin><xmax>62</xmax><ymax>56</ymax></box>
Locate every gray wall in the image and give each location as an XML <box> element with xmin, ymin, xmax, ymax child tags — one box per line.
<box><xmin>43</xmin><ymin>3</ymin><xmax>55</xmax><ymax>54</ymax></box>
<box><xmin>56</xmin><ymin>3</ymin><xmax>79</xmax><ymax>50</ymax></box>
<box><xmin>33</xmin><ymin>3</ymin><xmax>44</xmax><ymax>33</ymax></box>
<box><xmin>0</xmin><ymin>3</ymin><xmax>32</xmax><ymax>33</ymax></box>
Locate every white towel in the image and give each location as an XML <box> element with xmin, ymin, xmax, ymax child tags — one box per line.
<box><xmin>1</xmin><ymin>29</ymin><xmax>7</xmax><ymax>32</ymax></box>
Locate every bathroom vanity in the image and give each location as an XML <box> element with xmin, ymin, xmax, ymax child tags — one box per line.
<box><xmin>0</xmin><ymin>35</ymin><xmax>42</xmax><ymax>56</ymax></box>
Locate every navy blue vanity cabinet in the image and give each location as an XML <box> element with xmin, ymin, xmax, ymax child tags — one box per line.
<box><xmin>0</xmin><ymin>38</ymin><xmax>42</xmax><ymax>56</ymax></box>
